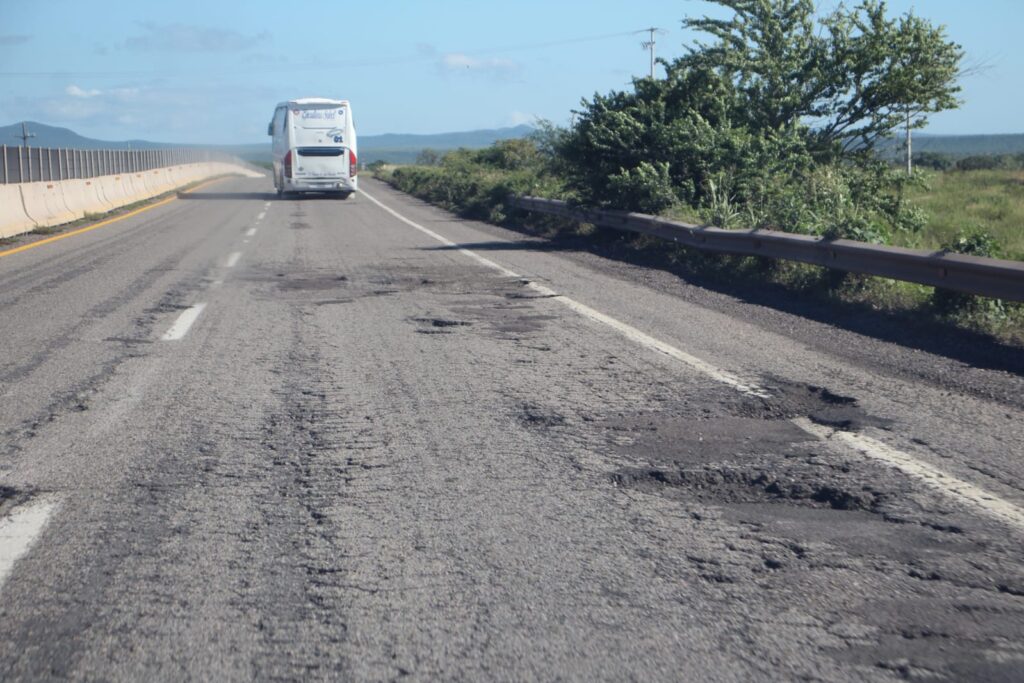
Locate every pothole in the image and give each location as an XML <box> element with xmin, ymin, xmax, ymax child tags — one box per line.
<box><xmin>729</xmin><ymin>378</ymin><xmax>891</xmax><ymax>431</ymax></box>
<box><xmin>519</xmin><ymin>402</ymin><xmax>567</xmax><ymax>429</ymax></box>
<box><xmin>411</xmin><ymin>317</ymin><xmax>472</xmax><ymax>335</ymax></box>
<box><xmin>612</xmin><ymin>459</ymin><xmax>887</xmax><ymax>512</ymax></box>
<box><xmin>0</xmin><ymin>485</ymin><xmax>29</xmax><ymax>516</ymax></box>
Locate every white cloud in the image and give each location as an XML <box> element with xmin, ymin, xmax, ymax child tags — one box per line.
<box><xmin>124</xmin><ymin>22</ymin><xmax>269</xmax><ymax>53</ymax></box>
<box><xmin>66</xmin><ymin>85</ymin><xmax>103</xmax><ymax>98</ymax></box>
<box><xmin>508</xmin><ymin>111</ymin><xmax>536</xmax><ymax>127</ymax></box>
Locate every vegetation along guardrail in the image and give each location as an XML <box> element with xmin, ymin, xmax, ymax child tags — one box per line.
<box><xmin>509</xmin><ymin>196</ymin><xmax>1024</xmax><ymax>303</ymax></box>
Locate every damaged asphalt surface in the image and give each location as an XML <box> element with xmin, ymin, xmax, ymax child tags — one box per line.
<box><xmin>0</xmin><ymin>176</ymin><xmax>1022</xmax><ymax>681</ymax></box>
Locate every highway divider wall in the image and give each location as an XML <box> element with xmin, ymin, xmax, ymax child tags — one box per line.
<box><xmin>1</xmin><ymin>162</ymin><xmax>263</xmax><ymax>239</ymax></box>
<box><xmin>0</xmin><ymin>185</ymin><xmax>34</xmax><ymax>238</ymax></box>
<box><xmin>510</xmin><ymin>196</ymin><xmax>1024</xmax><ymax>303</ymax></box>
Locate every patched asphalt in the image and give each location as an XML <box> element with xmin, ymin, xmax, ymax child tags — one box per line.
<box><xmin>0</xmin><ymin>176</ymin><xmax>1021</xmax><ymax>681</ymax></box>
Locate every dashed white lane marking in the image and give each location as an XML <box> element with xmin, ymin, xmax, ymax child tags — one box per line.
<box><xmin>161</xmin><ymin>303</ymin><xmax>207</xmax><ymax>341</ymax></box>
<box><xmin>264</xmin><ymin>201</ymin><xmax>271</xmax><ymax>209</ymax></box>
<box><xmin>226</xmin><ymin>252</ymin><xmax>242</xmax><ymax>268</ymax></box>
<box><xmin>0</xmin><ymin>497</ymin><xmax>59</xmax><ymax>594</ymax></box>
<box><xmin>256</xmin><ymin>211</ymin><xmax>266</xmax><ymax>222</ymax></box>
<box><xmin>794</xmin><ymin>418</ymin><xmax>1024</xmax><ymax>531</ymax></box>
<box><xmin>362</xmin><ymin>189</ymin><xmax>768</xmax><ymax>398</ymax></box>
<box><xmin>245</xmin><ymin>227</ymin><xmax>257</xmax><ymax>237</ymax></box>
<box><xmin>362</xmin><ymin>188</ymin><xmax>1024</xmax><ymax>531</ymax></box>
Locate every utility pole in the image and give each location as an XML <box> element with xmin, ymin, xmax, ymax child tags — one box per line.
<box><xmin>14</xmin><ymin>122</ymin><xmax>35</xmax><ymax>148</ymax></box>
<box><xmin>639</xmin><ymin>27</ymin><xmax>664</xmax><ymax>79</ymax></box>
<box><xmin>905</xmin><ymin>112</ymin><xmax>913</xmax><ymax>176</ymax></box>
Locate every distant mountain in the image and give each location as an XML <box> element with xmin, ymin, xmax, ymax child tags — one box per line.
<box><xmin>876</xmin><ymin>133</ymin><xmax>1024</xmax><ymax>159</ymax></box>
<box><xmin>358</xmin><ymin>124</ymin><xmax>536</xmax><ymax>164</ymax></box>
<box><xmin>0</xmin><ymin>121</ymin><xmax>536</xmax><ymax>164</ymax></box>
<box><xmin>0</xmin><ymin>121</ymin><xmax>181</xmax><ymax>150</ymax></box>
<box><xmin>362</xmin><ymin>124</ymin><xmax>535</xmax><ymax>152</ymax></box>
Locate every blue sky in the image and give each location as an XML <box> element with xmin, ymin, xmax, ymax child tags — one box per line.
<box><xmin>1</xmin><ymin>0</ymin><xmax>1021</xmax><ymax>144</ymax></box>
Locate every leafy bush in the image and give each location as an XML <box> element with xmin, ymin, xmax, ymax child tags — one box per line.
<box><xmin>385</xmin><ymin>140</ymin><xmax>568</xmax><ymax>225</ymax></box>
<box><xmin>606</xmin><ymin>161</ymin><xmax>677</xmax><ymax>214</ymax></box>
<box><xmin>932</xmin><ymin>229</ymin><xmax>1006</xmax><ymax>318</ymax></box>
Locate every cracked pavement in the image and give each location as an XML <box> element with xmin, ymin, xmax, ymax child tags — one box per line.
<box><xmin>0</xmin><ymin>177</ymin><xmax>1021</xmax><ymax>681</ymax></box>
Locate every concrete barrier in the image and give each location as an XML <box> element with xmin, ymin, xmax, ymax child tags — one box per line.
<box><xmin>0</xmin><ymin>185</ymin><xmax>35</xmax><ymax>238</ymax></box>
<box><xmin>124</xmin><ymin>173</ymin><xmax>150</xmax><ymax>203</ymax></box>
<box><xmin>96</xmin><ymin>175</ymin><xmax>128</xmax><ymax>208</ymax></box>
<box><xmin>20</xmin><ymin>181</ymin><xmax>81</xmax><ymax>228</ymax></box>
<box><xmin>63</xmin><ymin>179</ymin><xmax>111</xmax><ymax>216</ymax></box>
<box><xmin>84</xmin><ymin>178</ymin><xmax>116</xmax><ymax>212</ymax></box>
<box><xmin>1</xmin><ymin>163</ymin><xmax>264</xmax><ymax>238</ymax></box>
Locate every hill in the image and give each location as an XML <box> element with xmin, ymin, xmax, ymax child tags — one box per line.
<box><xmin>876</xmin><ymin>133</ymin><xmax>1024</xmax><ymax>159</ymax></box>
<box><xmin>0</xmin><ymin>121</ymin><xmax>180</xmax><ymax>150</ymax></box>
<box><xmin>0</xmin><ymin>121</ymin><xmax>536</xmax><ymax>164</ymax></box>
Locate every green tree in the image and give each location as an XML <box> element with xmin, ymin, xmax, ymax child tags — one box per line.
<box><xmin>557</xmin><ymin>0</ymin><xmax>962</xmax><ymax>234</ymax></box>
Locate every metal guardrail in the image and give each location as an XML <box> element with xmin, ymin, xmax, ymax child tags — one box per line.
<box><xmin>1</xmin><ymin>145</ymin><xmax>239</xmax><ymax>184</ymax></box>
<box><xmin>510</xmin><ymin>196</ymin><xmax>1024</xmax><ymax>302</ymax></box>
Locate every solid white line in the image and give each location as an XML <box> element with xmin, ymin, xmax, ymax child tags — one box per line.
<box><xmin>362</xmin><ymin>188</ymin><xmax>1024</xmax><ymax>531</ymax></box>
<box><xmin>793</xmin><ymin>418</ymin><xmax>1024</xmax><ymax>531</ymax></box>
<box><xmin>161</xmin><ymin>303</ymin><xmax>207</xmax><ymax>341</ymax></box>
<box><xmin>361</xmin><ymin>189</ymin><xmax>768</xmax><ymax>397</ymax></box>
<box><xmin>226</xmin><ymin>252</ymin><xmax>242</xmax><ymax>268</ymax></box>
<box><xmin>245</xmin><ymin>227</ymin><xmax>257</xmax><ymax>237</ymax></box>
<box><xmin>0</xmin><ymin>497</ymin><xmax>59</xmax><ymax>594</ymax></box>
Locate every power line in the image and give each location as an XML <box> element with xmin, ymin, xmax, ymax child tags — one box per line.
<box><xmin>0</xmin><ymin>29</ymin><xmax>649</xmax><ymax>79</ymax></box>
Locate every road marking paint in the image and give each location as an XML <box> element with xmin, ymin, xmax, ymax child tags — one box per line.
<box><xmin>793</xmin><ymin>418</ymin><xmax>1024</xmax><ymax>531</ymax></box>
<box><xmin>226</xmin><ymin>251</ymin><xmax>242</xmax><ymax>268</ymax></box>
<box><xmin>0</xmin><ymin>177</ymin><xmax>228</xmax><ymax>260</ymax></box>
<box><xmin>211</xmin><ymin>279</ymin><xmax>224</xmax><ymax>288</ymax></box>
<box><xmin>256</xmin><ymin>211</ymin><xmax>266</xmax><ymax>222</ymax></box>
<box><xmin>264</xmin><ymin>202</ymin><xmax>271</xmax><ymax>209</ymax></box>
<box><xmin>161</xmin><ymin>303</ymin><xmax>207</xmax><ymax>341</ymax></box>
<box><xmin>245</xmin><ymin>227</ymin><xmax>257</xmax><ymax>237</ymax></box>
<box><xmin>364</xmin><ymin>188</ymin><xmax>1024</xmax><ymax>531</ymax></box>
<box><xmin>362</xmin><ymin>189</ymin><xmax>768</xmax><ymax>397</ymax></box>
<box><xmin>0</xmin><ymin>497</ymin><xmax>59</xmax><ymax>594</ymax></box>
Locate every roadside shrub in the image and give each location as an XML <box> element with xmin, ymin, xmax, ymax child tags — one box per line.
<box><xmin>606</xmin><ymin>161</ymin><xmax>677</xmax><ymax>215</ymax></box>
<box><xmin>932</xmin><ymin>228</ymin><xmax>1006</xmax><ymax>319</ymax></box>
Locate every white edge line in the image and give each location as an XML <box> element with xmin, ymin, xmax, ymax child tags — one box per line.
<box><xmin>161</xmin><ymin>302</ymin><xmax>207</xmax><ymax>341</ymax></box>
<box><xmin>361</xmin><ymin>189</ymin><xmax>768</xmax><ymax>398</ymax></box>
<box><xmin>226</xmin><ymin>252</ymin><xmax>242</xmax><ymax>268</ymax></box>
<box><xmin>362</xmin><ymin>187</ymin><xmax>1024</xmax><ymax>532</ymax></box>
<box><xmin>792</xmin><ymin>418</ymin><xmax>1024</xmax><ymax>531</ymax></box>
<box><xmin>0</xmin><ymin>497</ymin><xmax>59</xmax><ymax>593</ymax></box>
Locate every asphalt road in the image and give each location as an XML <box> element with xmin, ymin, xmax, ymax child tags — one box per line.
<box><xmin>0</xmin><ymin>175</ymin><xmax>1022</xmax><ymax>681</ymax></box>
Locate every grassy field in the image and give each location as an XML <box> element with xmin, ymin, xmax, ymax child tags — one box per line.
<box><xmin>902</xmin><ymin>169</ymin><xmax>1024</xmax><ymax>260</ymax></box>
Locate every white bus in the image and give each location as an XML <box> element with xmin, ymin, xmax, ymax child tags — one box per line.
<box><xmin>268</xmin><ymin>98</ymin><xmax>358</xmax><ymax>198</ymax></box>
